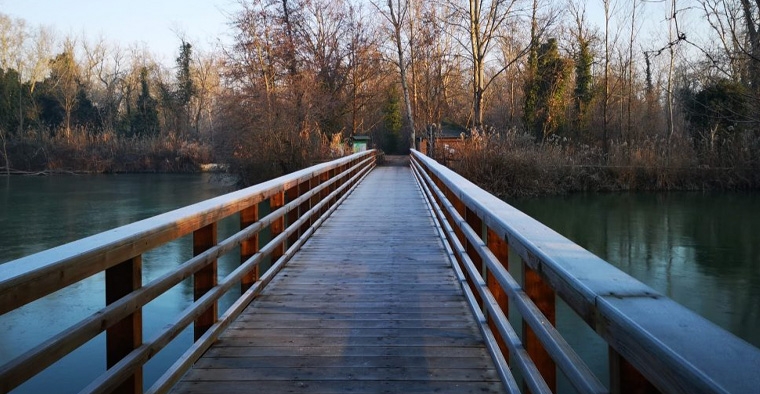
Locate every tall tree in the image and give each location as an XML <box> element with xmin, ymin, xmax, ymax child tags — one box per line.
<box><xmin>133</xmin><ymin>67</ymin><xmax>159</xmax><ymax>137</ymax></box>
<box><xmin>453</xmin><ymin>0</ymin><xmax>521</xmax><ymax>129</ymax></box>
<box><xmin>175</xmin><ymin>40</ymin><xmax>196</xmax><ymax>135</ymax></box>
<box><xmin>569</xmin><ymin>0</ymin><xmax>594</xmax><ymax>133</ymax></box>
<box><xmin>48</xmin><ymin>43</ymin><xmax>80</xmax><ymax>133</ymax></box>
<box><xmin>375</xmin><ymin>0</ymin><xmax>417</xmax><ymax>150</ymax></box>
<box><xmin>525</xmin><ymin>38</ymin><xmax>571</xmax><ymax>141</ymax></box>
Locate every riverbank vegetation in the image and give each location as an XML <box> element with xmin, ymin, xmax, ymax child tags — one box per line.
<box><xmin>2</xmin><ymin>0</ymin><xmax>760</xmax><ymax>193</ymax></box>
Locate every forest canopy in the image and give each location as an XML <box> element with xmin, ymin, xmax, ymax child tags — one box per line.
<box><xmin>1</xmin><ymin>0</ymin><xmax>759</xmax><ymax>191</ymax></box>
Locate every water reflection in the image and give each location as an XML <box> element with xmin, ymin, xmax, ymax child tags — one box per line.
<box><xmin>0</xmin><ymin>173</ymin><xmax>238</xmax><ymax>393</ymax></box>
<box><xmin>511</xmin><ymin>192</ymin><xmax>760</xmax><ymax>349</ymax></box>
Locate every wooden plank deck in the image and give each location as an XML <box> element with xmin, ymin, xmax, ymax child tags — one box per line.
<box><xmin>172</xmin><ymin>163</ymin><xmax>506</xmax><ymax>394</ymax></box>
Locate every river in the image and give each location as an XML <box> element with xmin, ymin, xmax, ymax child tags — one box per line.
<box><xmin>1</xmin><ymin>175</ymin><xmax>759</xmax><ymax>392</ymax></box>
<box><xmin>0</xmin><ymin>173</ymin><xmax>240</xmax><ymax>393</ymax></box>
<box><xmin>510</xmin><ymin>191</ymin><xmax>760</xmax><ymax>390</ymax></box>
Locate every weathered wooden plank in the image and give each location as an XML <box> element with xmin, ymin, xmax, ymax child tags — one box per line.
<box><xmin>173</xmin><ymin>166</ymin><xmax>507</xmax><ymax>394</ymax></box>
<box><xmin>230</xmin><ymin>319</ymin><xmax>477</xmax><ymax>330</ymax></box>
<box><xmin>193</xmin><ymin>355</ymin><xmax>495</xmax><ymax>369</ymax></box>
<box><xmin>172</xmin><ymin>380</ymin><xmax>506</xmax><ymax>394</ymax></box>
<box><xmin>181</xmin><ymin>366</ymin><xmax>502</xmax><ymax>382</ymax></box>
<box><xmin>233</xmin><ymin>311</ymin><xmax>473</xmax><ymax>321</ymax></box>
<box><xmin>203</xmin><ymin>345</ymin><xmax>492</xmax><ymax>358</ymax></box>
<box><xmin>212</xmin><ymin>335</ymin><xmax>486</xmax><ymax>348</ymax></box>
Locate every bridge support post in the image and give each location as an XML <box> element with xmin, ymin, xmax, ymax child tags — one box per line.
<box><xmin>298</xmin><ymin>180</ymin><xmax>311</xmax><ymax>236</ymax></box>
<box><xmin>486</xmin><ymin>228</ymin><xmax>510</xmax><ymax>360</ymax></box>
<box><xmin>609</xmin><ymin>347</ymin><xmax>660</xmax><ymax>394</ymax></box>
<box><xmin>271</xmin><ymin>191</ymin><xmax>285</xmax><ymax>261</ymax></box>
<box><xmin>193</xmin><ymin>223</ymin><xmax>218</xmax><ymax>341</ymax></box>
<box><xmin>309</xmin><ymin>177</ymin><xmax>320</xmax><ymax>227</ymax></box>
<box><xmin>241</xmin><ymin>205</ymin><xmax>259</xmax><ymax>292</ymax></box>
<box><xmin>465</xmin><ymin>206</ymin><xmax>484</xmax><ymax>308</ymax></box>
<box><xmin>105</xmin><ymin>256</ymin><xmax>143</xmax><ymax>394</ymax></box>
<box><xmin>319</xmin><ymin>171</ymin><xmax>330</xmax><ymax>216</ymax></box>
<box><xmin>523</xmin><ymin>264</ymin><xmax>557</xmax><ymax>392</ymax></box>
<box><xmin>286</xmin><ymin>185</ymin><xmax>301</xmax><ymax>247</ymax></box>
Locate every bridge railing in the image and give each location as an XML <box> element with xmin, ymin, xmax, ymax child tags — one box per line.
<box><xmin>0</xmin><ymin>150</ymin><xmax>379</xmax><ymax>394</ymax></box>
<box><xmin>410</xmin><ymin>150</ymin><xmax>760</xmax><ymax>394</ymax></box>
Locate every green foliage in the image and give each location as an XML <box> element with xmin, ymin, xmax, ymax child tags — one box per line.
<box><xmin>523</xmin><ymin>40</ymin><xmax>539</xmax><ymax>138</ymax></box>
<box><xmin>0</xmin><ymin>68</ymin><xmax>22</xmax><ymax>133</ymax></box>
<box><xmin>175</xmin><ymin>41</ymin><xmax>196</xmax><ymax>107</ymax></box>
<box><xmin>132</xmin><ymin>67</ymin><xmax>160</xmax><ymax>137</ymax></box>
<box><xmin>684</xmin><ymin>79</ymin><xmax>747</xmax><ymax>144</ymax></box>
<box><xmin>524</xmin><ymin>39</ymin><xmax>572</xmax><ymax>142</ymax></box>
<box><xmin>574</xmin><ymin>37</ymin><xmax>593</xmax><ymax>126</ymax></box>
<box><xmin>73</xmin><ymin>87</ymin><xmax>99</xmax><ymax>129</ymax></box>
<box><xmin>381</xmin><ymin>87</ymin><xmax>403</xmax><ymax>154</ymax></box>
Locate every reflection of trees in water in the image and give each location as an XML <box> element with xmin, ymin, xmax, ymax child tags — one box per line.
<box><xmin>511</xmin><ymin>192</ymin><xmax>760</xmax><ymax>349</ymax></box>
<box><xmin>678</xmin><ymin>193</ymin><xmax>760</xmax><ymax>347</ymax></box>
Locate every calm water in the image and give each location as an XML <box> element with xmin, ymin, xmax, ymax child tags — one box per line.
<box><xmin>510</xmin><ymin>192</ymin><xmax>760</xmax><ymax>390</ymax></box>
<box><xmin>0</xmin><ymin>174</ymin><xmax>240</xmax><ymax>393</ymax></box>
<box><xmin>2</xmin><ymin>175</ymin><xmax>759</xmax><ymax>392</ymax></box>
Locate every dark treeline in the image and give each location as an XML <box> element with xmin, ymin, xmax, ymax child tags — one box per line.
<box><xmin>0</xmin><ymin>16</ymin><xmax>216</xmax><ymax>174</ymax></box>
<box><xmin>2</xmin><ymin>0</ymin><xmax>760</xmax><ymax>193</ymax></box>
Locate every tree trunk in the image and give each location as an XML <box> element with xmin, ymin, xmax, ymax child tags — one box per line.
<box><xmin>470</xmin><ymin>0</ymin><xmax>484</xmax><ymax>128</ymax></box>
<box><xmin>0</xmin><ymin>128</ymin><xmax>9</xmax><ymax>176</ymax></box>
<box><xmin>389</xmin><ymin>0</ymin><xmax>416</xmax><ymax>150</ymax></box>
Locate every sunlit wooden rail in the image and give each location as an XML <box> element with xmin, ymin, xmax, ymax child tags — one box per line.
<box><xmin>172</xmin><ymin>157</ymin><xmax>505</xmax><ymax>393</ymax></box>
<box><xmin>0</xmin><ymin>150</ymin><xmax>379</xmax><ymax>394</ymax></box>
<box><xmin>1</xmin><ymin>149</ymin><xmax>760</xmax><ymax>394</ymax></box>
<box><xmin>410</xmin><ymin>149</ymin><xmax>760</xmax><ymax>394</ymax></box>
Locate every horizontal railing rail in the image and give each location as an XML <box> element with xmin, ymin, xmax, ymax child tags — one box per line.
<box><xmin>0</xmin><ymin>150</ymin><xmax>379</xmax><ymax>394</ymax></box>
<box><xmin>410</xmin><ymin>149</ymin><xmax>760</xmax><ymax>394</ymax></box>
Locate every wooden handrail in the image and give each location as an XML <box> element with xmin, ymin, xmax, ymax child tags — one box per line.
<box><xmin>410</xmin><ymin>150</ymin><xmax>760</xmax><ymax>394</ymax></box>
<box><xmin>0</xmin><ymin>150</ymin><xmax>379</xmax><ymax>394</ymax></box>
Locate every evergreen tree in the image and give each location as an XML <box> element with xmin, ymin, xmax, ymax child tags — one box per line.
<box><xmin>524</xmin><ymin>39</ymin><xmax>571</xmax><ymax>142</ymax></box>
<box><xmin>133</xmin><ymin>67</ymin><xmax>160</xmax><ymax>137</ymax></box>
<box><xmin>574</xmin><ymin>36</ymin><xmax>593</xmax><ymax>130</ymax></box>
<box><xmin>382</xmin><ymin>88</ymin><xmax>403</xmax><ymax>154</ymax></box>
<box><xmin>176</xmin><ymin>41</ymin><xmax>196</xmax><ymax>107</ymax></box>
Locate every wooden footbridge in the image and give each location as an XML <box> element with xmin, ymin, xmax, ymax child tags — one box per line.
<box><xmin>1</xmin><ymin>150</ymin><xmax>759</xmax><ymax>394</ymax></box>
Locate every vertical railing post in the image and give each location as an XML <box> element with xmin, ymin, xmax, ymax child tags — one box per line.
<box><xmin>609</xmin><ymin>348</ymin><xmax>660</xmax><ymax>394</ymax></box>
<box><xmin>319</xmin><ymin>171</ymin><xmax>330</xmax><ymax>216</ymax></box>
<box><xmin>523</xmin><ymin>263</ymin><xmax>557</xmax><ymax>392</ymax></box>
<box><xmin>286</xmin><ymin>184</ymin><xmax>300</xmax><ymax>247</ymax></box>
<box><xmin>465</xmin><ymin>206</ymin><xmax>484</xmax><ymax>308</ymax></box>
<box><xmin>193</xmin><ymin>223</ymin><xmax>218</xmax><ymax>341</ymax></box>
<box><xmin>240</xmin><ymin>205</ymin><xmax>259</xmax><ymax>292</ymax></box>
<box><xmin>298</xmin><ymin>180</ymin><xmax>312</xmax><ymax>236</ymax></box>
<box><xmin>309</xmin><ymin>176</ymin><xmax>320</xmax><ymax>226</ymax></box>
<box><xmin>486</xmin><ymin>227</ymin><xmax>509</xmax><ymax>359</ymax></box>
<box><xmin>270</xmin><ymin>191</ymin><xmax>285</xmax><ymax>262</ymax></box>
<box><xmin>327</xmin><ymin>167</ymin><xmax>337</xmax><ymax>207</ymax></box>
<box><xmin>106</xmin><ymin>256</ymin><xmax>143</xmax><ymax>394</ymax></box>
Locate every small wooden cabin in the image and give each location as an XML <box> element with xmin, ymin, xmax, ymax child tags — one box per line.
<box><xmin>418</xmin><ymin>122</ymin><xmax>470</xmax><ymax>163</ymax></box>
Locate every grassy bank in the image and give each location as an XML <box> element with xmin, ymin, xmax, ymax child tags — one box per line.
<box><xmin>1</xmin><ymin>128</ymin><xmax>212</xmax><ymax>174</ymax></box>
<box><xmin>450</xmin><ymin>132</ymin><xmax>760</xmax><ymax>199</ymax></box>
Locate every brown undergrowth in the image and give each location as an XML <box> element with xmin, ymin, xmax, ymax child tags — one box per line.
<box><xmin>2</xmin><ymin>128</ymin><xmax>212</xmax><ymax>174</ymax></box>
<box><xmin>450</xmin><ymin>131</ymin><xmax>760</xmax><ymax>199</ymax></box>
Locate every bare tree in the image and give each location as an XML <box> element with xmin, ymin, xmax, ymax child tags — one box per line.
<box><xmin>374</xmin><ymin>0</ymin><xmax>417</xmax><ymax>149</ymax></box>
<box><xmin>82</xmin><ymin>36</ymin><xmax>127</xmax><ymax>131</ymax></box>
<box><xmin>447</xmin><ymin>0</ymin><xmax>526</xmax><ymax>129</ymax></box>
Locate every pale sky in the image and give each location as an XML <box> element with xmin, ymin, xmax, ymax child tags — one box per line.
<box><xmin>0</xmin><ymin>0</ymin><xmax>236</xmax><ymax>64</ymax></box>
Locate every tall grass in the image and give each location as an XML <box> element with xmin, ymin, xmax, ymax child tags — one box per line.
<box><xmin>450</xmin><ymin>130</ymin><xmax>760</xmax><ymax>199</ymax></box>
<box><xmin>3</xmin><ymin>128</ymin><xmax>212</xmax><ymax>174</ymax></box>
